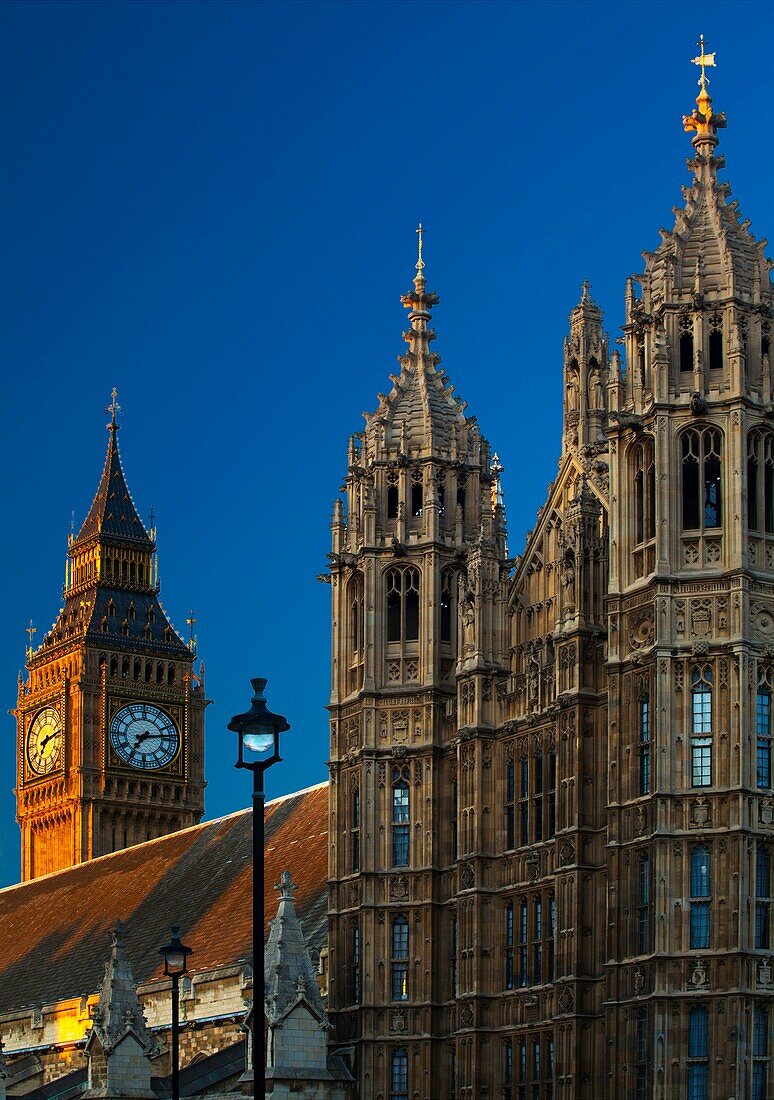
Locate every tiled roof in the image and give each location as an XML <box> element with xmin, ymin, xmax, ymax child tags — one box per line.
<box><xmin>0</xmin><ymin>783</ymin><xmax>329</xmax><ymax>1016</ymax></box>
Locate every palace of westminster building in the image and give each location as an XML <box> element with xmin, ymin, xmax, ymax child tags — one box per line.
<box><xmin>6</xmin><ymin>52</ymin><xmax>774</xmax><ymax>1100</ymax></box>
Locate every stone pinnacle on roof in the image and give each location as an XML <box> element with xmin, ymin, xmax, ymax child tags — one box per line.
<box><xmin>264</xmin><ymin>870</ymin><xmax>327</xmax><ymax>1025</ymax></box>
<box><xmin>89</xmin><ymin>921</ymin><xmax>156</xmax><ymax>1056</ymax></box>
<box><xmin>73</xmin><ymin>391</ymin><xmax>153</xmax><ymax>548</ymax></box>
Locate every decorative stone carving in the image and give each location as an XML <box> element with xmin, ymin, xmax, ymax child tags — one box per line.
<box><xmin>752</xmin><ymin>603</ymin><xmax>774</xmax><ymax>641</ymax></box>
<box><xmin>757</xmin><ymin>958</ymin><xmax>773</xmax><ymax>989</ymax></box>
<box><xmin>557</xmin><ymin>986</ymin><xmax>574</xmax><ymax>1014</ymax></box>
<box><xmin>390</xmin><ymin>874</ymin><xmax>408</xmax><ymax>901</ymax></box>
<box><xmin>690</xmin><ymin>798</ymin><xmax>711</xmax><ymax>827</ymax></box>
<box><xmin>460</xmin><ymin>863</ymin><xmax>475</xmax><ymax>890</ymax></box>
<box><xmin>390</xmin><ymin>1010</ymin><xmax>407</xmax><ymax>1033</ymax></box>
<box><xmin>760</xmin><ymin>798</ymin><xmax>774</xmax><ymax>828</ymax></box>
<box><xmin>459</xmin><ymin>1003</ymin><xmax>474</xmax><ymax>1028</ymax></box>
<box><xmin>629</xmin><ymin>608</ymin><xmax>655</xmax><ymax>649</ymax></box>
<box><xmin>690</xmin><ymin>958</ymin><xmax>709</xmax><ymax>989</ymax></box>
<box><xmin>633</xmin><ymin>965</ymin><xmax>646</xmax><ymax>994</ymax></box>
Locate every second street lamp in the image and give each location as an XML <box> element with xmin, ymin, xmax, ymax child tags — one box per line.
<box><xmin>228</xmin><ymin>677</ymin><xmax>290</xmax><ymax>1100</ymax></box>
<box><xmin>159</xmin><ymin>925</ymin><xmax>192</xmax><ymax>1100</ymax></box>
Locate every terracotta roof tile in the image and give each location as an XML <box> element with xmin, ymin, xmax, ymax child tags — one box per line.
<box><xmin>0</xmin><ymin>783</ymin><xmax>328</xmax><ymax>1015</ymax></box>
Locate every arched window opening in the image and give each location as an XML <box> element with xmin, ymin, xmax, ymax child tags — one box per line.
<box><xmin>631</xmin><ymin>441</ymin><xmax>657</xmax><ymax>544</ymax></box>
<box><xmin>411</xmin><ymin>480</ymin><xmax>423</xmax><ymax>518</ymax></box>
<box><xmin>690</xmin><ymin>846</ymin><xmax>711</xmax><ymax>949</ymax></box>
<box><xmin>519</xmin><ymin>757</ymin><xmax>529</xmax><ymax>846</ymax></box>
<box><xmin>635</xmin><ymin>1011</ymin><xmax>649</xmax><ymax>1100</ymax></box>
<box><xmin>504</xmin><ymin>900</ymin><xmax>514</xmax><ymax>989</ymax></box>
<box><xmin>532</xmin><ymin>897</ymin><xmax>543</xmax><ymax>983</ymax></box>
<box><xmin>390</xmin><ymin>920</ymin><xmax>409</xmax><ymax>1002</ymax></box>
<box><xmin>456</xmin><ymin>479</ymin><xmax>466</xmax><ymax>518</ymax></box>
<box><xmin>548</xmin><ymin>747</ymin><xmax>557</xmax><ymax>838</ymax></box>
<box><xmin>167</xmin><ymin>664</ymin><xmax>176</xmax><ymax>686</ymax></box>
<box><xmin>639</xmin><ymin>693</ymin><xmax>652</xmax><ymax>795</ymax></box>
<box><xmin>156</xmin><ymin>663</ymin><xmax>164</xmax><ymax>685</ymax></box>
<box><xmin>691</xmin><ymin>667</ymin><xmax>713</xmax><ymax>787</ymax></box>
<box><xmin>753</xmin><ymin>1006</ymin><xmax>769</xmax><ymax>1100</ymax></box>
<box><xmin>387</xmin><ymin>482</ymin><xmax>399</xmax><ymax>520</ymax></box>
<box><xmin>637</xmin><ymin>851</ymin><xmax>650</xmax><ymax>954</ymax></box>
<box><xmin>121</xmin><ymin>560</ymin><xmax>128</xmax><ymax>580</ymax></box>
<box><xmin>133</xmin><ymin>658</ymin><xmax>141</xmax><ymax>681</ymax></box>
<box><xmin>638</xmin><ymin>340</ymin><xmax>646</xmax><ymax>381</ymax></box>
<box><xmin>758</xmin><ymin>680</ymin><xmax>772</xmax><ymax>789</ymax></box>
<box><xmin>440</xmin><ymin>569</ymin><xmax>455</xmax><ymax>645</ymax></box>
<box><xmin>505</xmin><ymin>759</ymin><xmax>515</xmax><ymax>850</ymax></box>
<box><xmin>518</xmin><ymin>898</ymin><xmax>528</xmax><ymax>987</ymax></box>
<box><xmin>129</xmin><ymin>560</ymin><xmax>136</xmax><ymax>583</ymax></box>
<box><xmin>679</xmin><ymin>315</ymin><xmax>694</xmax><ymax>373</ymax></box>
<box><xmin>748</xmin><ymin>430</ymin><xmax>774</xmax><ymax>535</ymax></box>
<box><xmin>350</xmin><ymin>922</ymin><xmax>361</xmax><ymax>1004</ymax></box>
<box><xmin>145</xmin><ymin>660</ymin><xmax>152</xmax><ymax>683</ymax></box>
<box><xmin>392</xmin><ymin>767</ymin><xmax>410</xmax><ymax>867</ymax></box>
<box><xmin>121</xmin><ymin>657</ymin><xmax>129</xmax><ymax>678</ymax></box>
<box><xmin>390</xmin><ymin>1048</ymin><xmax>408</xmax><ymax>1100</ymax></box>
<box><xmin>110</xmin><ymin>655</ymin><xmax>118</xmax><ymax>677</ymax></box>
<box><xmin>756</xmin><ymin>846</ymin><xmax>771</xmax><ymax>949</ymax></box>
<box><xmin>351</xmin><ymin>787</ymin><xmax>360</xmax><ymax>874</ymax></box>
<box><xmin>709</xmin><ymin>314</ymin><xmax>724</xmax><ymax>372</ymax></box>
<box><xmin>138</xmin><ymin>562</ymin><xmax>145</xmax><ymax>585</ymax></box>
<box><xmin>385</xmin><ymin>567</ymin><xmax>420</xmax><ymax>644</ymax></box>
<box><xmin>681</xmin><ymin>428</ymin><xmax>722</xmax><ymax>531</ymax></box>
<box><xmin>688</xmin><ymin>1006</ymin><xmax>709</xmax><ymax>1097</ymax></box>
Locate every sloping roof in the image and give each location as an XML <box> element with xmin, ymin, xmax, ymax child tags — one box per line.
<box><xmin>74</xmin><ymin>425</ymin><xmax>152</xmax><ymax>547</ymax></box>
<box><xmin>0</xmin><ymin>783</ymin><xmax>329</xmax><ymax>1016</ymax></box>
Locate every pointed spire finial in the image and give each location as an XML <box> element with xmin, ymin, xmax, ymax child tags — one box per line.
<box><xmin>106</xmin><ymin>387</ymin><xmax>122</xmax><ymax>431</ymax></box>
<box><xmin>683</xmin><ymin>35</ymin><xmax>726</xmax><ymax>144</ymax></box>
<box><xmin>26</xmin><ymin>619</ymin><xmax>36</xmax><ymax>660</ymax></box>
<box><xmin>276</xmin><ymin>869</ymin><xmax>298</xmax><ymax>899</ymax></box>
<box><xmin>414</xmin><ymin>222</ymin><xmax>426</xmax><ymax>291</ymax></box>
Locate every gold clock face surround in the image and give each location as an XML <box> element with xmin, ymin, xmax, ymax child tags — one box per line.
<box><xmin>27</xmin><ymin>707</ymin><xmax>63</xmax><ymax>776</ymax></box>
<box><xmin>109</xmin><ymin>703</ymin><xmax>180</xmax><ymax>770</ymax></box>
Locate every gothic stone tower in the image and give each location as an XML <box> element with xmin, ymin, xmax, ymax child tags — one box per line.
<box><xmin>605</xmin><ymin>62</ymin><xmax>774</xmax><ymax>1099</ymax></box>
<box><xmin>326</xmin><ymin>241</ymin><xmax>510</xmax><ymax>1098</ymax></box>
<box><xmin>15</xmin><ymin>398</ymin><xmax>207</xmax><ymax>880</ymax></box>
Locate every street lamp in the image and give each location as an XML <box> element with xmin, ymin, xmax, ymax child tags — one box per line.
<box><xmin>158</xmin><ymin>925</ymin><xmax>192</xmax><ymax>1100</ymax></box>
<box><xmin>228</xmin><ymin>677</ymin><xmax>290</xmax><ymax>1100</ymax></box>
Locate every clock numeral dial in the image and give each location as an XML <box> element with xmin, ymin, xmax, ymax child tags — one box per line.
<box><xmin>27</xmin><ymin>707</ymin><xmax>63</xmax><ymax>776</ymax></box>
<box><xmin>109</xmin><ymin>704</ymin><xmax>180</xmax><ymax>771</ymax></box>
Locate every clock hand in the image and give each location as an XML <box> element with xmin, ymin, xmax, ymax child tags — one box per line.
<box><xmin>39</xmin><ymin>732</ymin><xmax>55</xmax><ymax>750</ymax></box>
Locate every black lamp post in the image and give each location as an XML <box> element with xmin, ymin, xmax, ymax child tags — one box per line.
<box><xmin>158</xmin><ymin>925</ymin><xmax>192</xmax><ymax>1100</ymax></box>
<box><xmin>228</xmin><ymin>677</ymin><xmax>290</xmax><ymax>1100</ymax></box>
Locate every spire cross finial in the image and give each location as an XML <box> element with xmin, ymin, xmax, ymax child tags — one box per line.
<box><xmin>691</xmin><ymin>34</ymin><xmax>716</xmax><ymax>90</ymax></box>
<box><xmin>106</xmin><ymin>387</ymin><xmax>122</xmax><ymax>429</ymax></box>
<box><xmin>276</xmin><ymin>869</ymin><xmax>297</xmax><ymax>899</ymax></box>
<box><xmin>26</xmin><ymin>619</ymin><xmax>36</xmax><ymax>658</ymax></box>
<box><xmin>416</xmin><ymin>222</ymin><xmax>425</xmax><ymax>273</ymax></box>
<box><xmin>186</xmin><ymin>610</ymin><xmax>197</xmax><ymax>641</ymax></box>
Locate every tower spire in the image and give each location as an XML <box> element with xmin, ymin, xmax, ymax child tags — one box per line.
<box><xmin>683</xmin><ymin>34</ymin><xmax>726</xmax><ymax>152</ymax></box>
<box><xmin>106</xmin><ymin>386</ymin><xmax>122</xmax><ymax>432</ymax></box>
<box><xmin>415</xmin><ymin>222</ymin><xmax>425</xmax><ymax>290</ymax></box>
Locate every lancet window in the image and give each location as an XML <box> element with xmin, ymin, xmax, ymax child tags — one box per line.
<box><xmin>639</xmin><ymin>692</ymin><xmax>652</xmax><ymax>796</ymax></box>
<box><xmin>708</xmin><ymin>312</ymin><xmax>724</xmax><ymax>373</ymax></box>
<box><xmin>756</xmin><ymin>846</ymin><xmax>771</xmax><ymax>950</ymax></box>
<box><xmin>690</xmin><ymin>667</ymin><xmax>713</xmax><ymax>788</ymax></box>
<box><xmin>385</xmin><ymin>567</ymin><xmax>420</xmax><ymax>644</ymax></box>
<box><xmin>634</xmin><ymin>1011</ymin><xmax>649</xmax><ymax>1100</ymax></box>
<box><xmin>391</xmin><ymin>917</ymin><xmax>409</xmax><ymax>1001</ymax></box>
<box><xmin>679</xmin><ymin>314</ymin><xmax>694</xmax><ymax>373</ymax></box>
<box><xmin>632</xmin><ymin>439</ymin><xmax>656</xmax><ymax>547</ymax></box>
<box><xmin>351</xmin><ymin>786</ymin><xmax>360</xmax><ymax>873</ymax></box>
<box><xmin>506</xmin><ymin>890</ymin><xmax>555</xmax><ymax>989</ymax></box>
<box><xmin>690</xmin><ymin>846</ymin><xmax>711</xmax><ymax>950</ymax></box>
<box><xmin>350</xmin><ymin>921</ymin><xmax>361</xmax><ymax>1004</ymax></box>
<box><xmin>391</xmin><ymin>765</ymin><xmax>410</xmax><ymax>867</ymax></box>
<box><xmin>753</xmin><ymin>1006</ymin><xmax>769</xmax><ymax>1100</ymax></box>
<box><xmin>387</xmin><ymin>471</ymin><xmax>399</xmax><ymax>520</ymax></box>
<box><xmin>636</xmin><ymin>851</ymin><xmax>650</xmax><ymax>954</ymax></box>
<box><xmin>747</xmin><ymin>429</ymin><xmax>774</xmax><ymax>534</ymax></box>
<box><xmin>440</xmin><ymin>568</ymin><xmax>456</xmax><ymax>646</ymax></box>
<box><xmin>687</xmin><ymin>1005</ymin><xmax>709</xmax><ymax>1099</ymax></box>
<box><xmin>681</xmin><ymin>427</ymin><xmax>722</xmax><ymax>531</ymax></box>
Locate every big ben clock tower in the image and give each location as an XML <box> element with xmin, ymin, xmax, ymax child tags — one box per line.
<box><xmin>14</xmin><ymin>393</ymin><xmax>207</xmax><ymax>881</ymax></box>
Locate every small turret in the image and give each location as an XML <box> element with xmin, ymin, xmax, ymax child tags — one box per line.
<box><xmin>563</xmin><ymin>282</ymin><xmax>609</xmax><ymax>451</ymax></box>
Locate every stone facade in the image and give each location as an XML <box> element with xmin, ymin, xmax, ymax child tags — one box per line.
<box><xmin>326</xmin><ymin>68</ymin><xmax>774</xmax><ymax>1100</ymax></box>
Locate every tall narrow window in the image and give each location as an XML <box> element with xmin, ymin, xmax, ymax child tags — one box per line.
<box><xmin>682</xmin><ymin>428</ymin><xmax>723</xmax><ymax>531</ymax></box>
<box><xmin>503</xmin><ymin>1039</ymin><xmax>513</xmax><ymax>1097</ymax></box>
<box><xmin>391</xmin><ymin>917</ymin><xmax>409</xmax><ymax>1001</ymax></box>
<box><xmin>505</xmin><ymin>759</ymin><xmax>515</xmax><ymax>849</ymax></box>
<box><xmin>749</xmin><ymin>432</ymin><xmax>761</xmax><ymax>530</ymax></box>
<box><xmin>532</xmin><ymin>1038</ymin><xmax>541</xmax><ymax>1094</ymax></box>
<box><xmin>392</xmin><ymin>769</ymin><xmax>410</xmax><ymax>867</ymax></box>
<box><xmin>505</xmin><ymin>900</ymin><xmax>514</xmax><ymax>989</ymax></box>
<box><xmin>532</xmin><ymin>898</ymin><xmax>543</xmax><ymax>984</ymax></box>
<box><xmin>758</xmin><ymin>684</ymin><xmax>772</xmax><ymax>789</ymax></box>
<box><xmin>387</xmin><ymin>482</ymin><xmax>399</xmax><ymax>520</ymax></box>
<box><xmin>351</xmin><ymin>922</ymin><xmax>361</xmax><ymax>1003</ymax></box>
<box><xmin>440</xmin><ymin>568</ymin><xmax>456</xmax><ymax>649</ymax></box>
<box><xmin>691</xmin><ymin>667</ymin><xmax>713</xmax><ymax>788</ymax></box>
<box><xmin>753</xmin><ymin>1005</ymin><xmax>769</xmax><ymax>1100</ymax></box>
<box><xmin>547</xmin><ymin>752</ymin><xmax>554</xmax><ymax>836</ymax></box>
<box><xmin>546</xmin><ymin>1036</ymin><xmax>555</xmax><ymax>1100</ymax></box>
<box><xmin>639</xmin><ymin>694</ymin><xmax>652</xmax><ymax>795</ymax></box>
<box><xmin>634</xmin><ymin>1011</ymin><xmax>648</xmax><ymax>1100</ymax></box>
<box><xmin>680</xmin><ymin>315</ymin><xmax>694</xmax><ymax>373</ymax></box>
<box><xmin>690</xmin><ymin>846</ymin><xmax>711</xmax><ymax>949</ymax></box>
<box><xmin>385</xmin><ymin>567</ymin><xmax>420</xmax><ymax>643</ymax></box>
<box><xmin>633</xmin><ymin>442</ymin><xmax>656</xmax><ymax>544</ymax></box>
<box><xmin>451</xmin><ymin>776</ymin><xmax>458</xmax><ymax>862</ymax></box>
<box><xmin>411</xmin><ymin>479</ymin><xmax>423</xmax><ymax>518</ymax></box>
<box><xmin>708</xmin><ymin>314</ymin><xmax>723</xmax><ymax>372</ymax></box>
<box><xmin>748</xmin><ymin>430</ymin><xmax>774</xmax><ymax>535</ymax></box>
<box><xmin>390</xmin><ymin>1048</ymin><xmax>409</xmax><ymax>1100</ymax></box>
<box><xmin>519</xmin><ymin>758</ymin><xmax>529</xmax><ymax>846</ymax></box>
<box><xmin>756</xmin><ymin>846</ymin><xmax>771</xmax><ymax>950</ymax></box>
<box><xmin>518</xmin><ymin>898</ymin><xmax>528</xmax><ymax>987</ymax></box>
<box><xmin>450</xmin><ymin>911</ymin><xmax>457</xmax><ymax>997</ymax></box>
<box><xmin>534</xmin><ymin>754</ymin><xmax>544</xmax><ymax>843</ymax></box>
<box><xmin>547</xmin><ymin>894</ymin><xmax>556</xmax><ymax>982</ymax></box>
<box><xmin>351</xmin><ymin>787</ymin><xmax>360</xmax><ymax>873</ymax></box>
<box><xmin>637</xmin><ymin>852</ymin><xmax>650</xmax><ymax>954</ymax></box>
<box><xmin>687</xmin><ymin>1005</ymin><xmax>709</xmax><ymax>1100</ymax></box>
<box><xmin>517</xmin><ymin>1039</ymin><xmax>527</xmax><ymax>1100</ymax></box>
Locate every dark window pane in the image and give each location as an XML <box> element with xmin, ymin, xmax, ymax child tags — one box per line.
<box><xmin>404</xmin><ymin>588</ymin><xmax>419</xmax><ymax>641</ymax></box>
<box><xmin>680</xmin><ymin>332</ymin><xmax>694</xmax><ymax>373</ymax></box>
<box><xmin>411</xmin><ymin>482</ymin><xmax>423</xmax><ymax>517</ymax></box>
<box><xmin>387</xmin><ymin>588</ymin><xmax>401</xmax><ymax>642</ymax></box>
<box><xmin>387</xmin><ymin>485</ymin><xmax>399</xmax><ymax>519</ymax></box>
<box><xmin>709</xmin><ymin>329</ymin><xmax>723</xmax><ymax>372</ymax></box>
<box><xmin>683</xmin><ymin>455</ymin><xmax>700</xmax><ymax>529</ymax></box>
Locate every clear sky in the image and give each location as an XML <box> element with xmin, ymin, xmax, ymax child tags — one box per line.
<box><xmin>0</xmin><ymin>0</ymin><xmax>772</xmax><ymax>887</ymax></box>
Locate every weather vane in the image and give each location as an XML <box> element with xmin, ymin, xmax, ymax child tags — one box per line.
<box><xmin>26</xmin><ymin>619</ymin><xmax>36</xmax><ymax>659</ymax></box>
<box><xmin>106</xmin><ymin>387</ymin><xmax>122</xmax><ymax>427</ymax></box>
<box><xmin>416</xmin><ymin>222</ymin><xmax>425</xmax><ymax>274</ymax></box>
<box><xmin>691</xmin><ymin>34</ymin><xmax>716</xmax><ymax>89</ymax></box>
<box><xmin>186</xmin><ymin>610</ymin><xmax>197</xmax><ymax>644</ymax></box>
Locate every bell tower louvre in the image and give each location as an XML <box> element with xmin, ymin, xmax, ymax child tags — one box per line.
<box><xmin>14</xmin><ymin>392</ymin><xmax>207</xmax><ymax>881</ymax></box>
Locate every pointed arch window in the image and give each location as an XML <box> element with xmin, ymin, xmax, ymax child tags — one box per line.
<box><xmin>748</xmin><ymin>430</ymin><xmax>774</xmax><ymax>534</ymax></box>
<box><xmin>688</xmin><ymin>1005</ymin><xmax>709</xmax><ymax>1099</ymax></box>
<box><xmin>385</xmin><ymin>567</ymin><xmax>420</xmax><ymax>643</ymax></box>
<box><xmin>351</xmin><ymin>786</ymin><xmax>360</xmax><ymax>873</ymax></box>
<box><xmin>386</xmin><ymin>471</ymin><xmax>399</xmax><ymax>520</ymax></box>
<box><xmin>756</xmin><ymin>846</ymin><xmax>771</xmax><ymax>950</ymax></box>
<box><xmin>639</xmin><ymin>692</ymin><xmax>652</xmax><ymax>795</ymax></box>
<box><xmin>505</xmin><ymin>757</ymin><xmax>515</xmax><ymax>850</ymax></box>
<box><xmin>753</xmin><ymin>1006</ymin><xmax>769</xmax><ymax>1100</ymax></box>
<box><xmin>634</xmin><ymin>1011</ymin><xmax>649</xmax><ymax>1100</ymax></box>
<box><xmin>681</xmin><ymin>427</ymin><xmax>722</xmax><ymax>531</ymax></box>
<box><xmin>758</xmin><ymin>678</ymin><xmax>772</xmax><ymax>789</ymax></box>
<box><xmin>350</xmin><ymin>921</ymin><xmax>361</xmax><ymax>1004</ymax></box>
<box><xmin>691</xmin><ymin>667</ymin><xmax>713</xmax><ymax>787</ymax></box>
<box><xmin>708</xmin><ymin>312</ymin><xmax>724</xmax><ymax>372</ymax></box>
<box><xmin>518</xmin><ymin>897</ymin><xmax>528</xmax><ymax>987</ymax></box>
<box><xmin>633</xmin><ymin>440</ymin><xmax>656</xmax><ymax>545</ymax></box>
<box><xmin>504</xmin><ymin>899</ymin><xmax>514</xmax><ymax>989</ymax></box>
<box><xmin>390</xmin><ymin>917</ymin><xmax>409</xmax><ymax>1001</ymax></box>
<box><xmin>440</xmin><ymin>568</ymin><xmax>456</xmax><ymax>646</ymax></box>
<box><xmin>637</xmin><ymin>851</ymin><xmax>650</xmax><ymax>954</ymax></box>
<box><xmin>690</xmin><ymin>845</ymin><xmax>711</xmax><ymax>949</ymax></box>
<box><xmin>390</xmin><ymin>1048</ymin><xmax>408</xmax><ymax>1100</ymax></box>
<box><xmin>679</xmin><ymin>314</ymin><xmax>694</xmax><ymax>373</ymax></box>
<box><xmin>411</xmin><ymin>473</ymin><xmax>423</xmax><ymax>518</ymax></box>
<box><xmin>392</xmin><ymin>766</ymin><xmax>410</xmax><ymax>867</ymax></box>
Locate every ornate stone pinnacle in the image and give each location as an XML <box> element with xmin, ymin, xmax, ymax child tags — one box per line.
<box><xmin>276</xmin><ymin>869</ymin><xmax>297</xmax><ymax>898</ymax></box>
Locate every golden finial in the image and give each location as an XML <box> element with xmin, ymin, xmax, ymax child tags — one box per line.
<box><xmin>106</xmin><ymin>387</ymin><xmax>122</xmax><ymax>429</ymax></box>
<box><xmin>691</xmin><ymin>34</ymin><xmax>716</xmax><ymax>91</ymax></box>
<box><xmin>416</xmin><ymin>223</ymin><xmax>425</xmax><ymax>274</ymax></box>
<box><xmin>186</xmin><ymin>610</ymin><xmax>197</xmax><ymax>642</ymax></box>
<box><xmin>26</xmin><ymin>619</ymin><xmax>36</xmax><ymax>660</ymax></box>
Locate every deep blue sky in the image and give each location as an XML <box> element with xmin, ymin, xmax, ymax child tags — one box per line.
<box><xmin>1</xmin><ymin>0</ymin><xmax>772</xmax><ymax>887</ymax></box>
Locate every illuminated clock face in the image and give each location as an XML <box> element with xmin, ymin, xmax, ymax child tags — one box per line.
<box><xmin>27</xmin><ymin>707</ymin><xmax>63</xmax><ymax>775</ymax></box>
<box><xmin>110</xmin><ymin>704</ymin><xmax>180</xmax><ymax>770</ymax></box>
